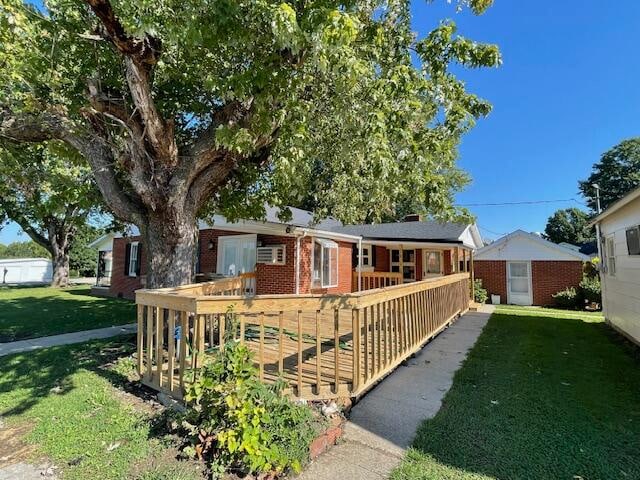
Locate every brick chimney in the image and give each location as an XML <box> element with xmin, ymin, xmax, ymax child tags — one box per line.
<box><xmin>403</xmin><ymin>214</ymin><xmax>422</xmax><ymax>222</ymax></box>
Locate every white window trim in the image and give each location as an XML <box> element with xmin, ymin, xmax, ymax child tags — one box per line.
<box><xmin>128</xmin><ymin>242</ymin><xmax>139</xmax><ymax>277</ymax></box>
<box><xmin>605</xmin><ymin>235</ymin><xmax>616</xmax><ymax>277</ymax></box>
<box><xmin>216</xmin><ymin>234</ymin><xmax>257</xmax><ymax>276</ymax></box>
<box><xmin>390</xmin><ymin>248</ymin><xmax>416</xmax><ymax>281</ymax></box>
<box><xmin>312</xmin><ymin>238</ymin><xmax>339</xmax><ymax>289</ymax></box>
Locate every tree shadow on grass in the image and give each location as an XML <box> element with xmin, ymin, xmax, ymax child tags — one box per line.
<box><xmin>0</xmin><ymin>334</ymin><xmax>147</xmax><ymax>418</ymax></box>
<box><xmin>394</xmin><ymin>311</ymin><xmax>640</xmax><ymax>480</ymax></box>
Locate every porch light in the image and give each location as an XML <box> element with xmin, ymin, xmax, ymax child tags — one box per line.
<box><xmin>207</xmin><ymin>239</ymin><xmax>214</xmax><ymax>250</ymax></box>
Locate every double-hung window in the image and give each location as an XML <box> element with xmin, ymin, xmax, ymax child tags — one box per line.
<box><xmin>312</xmin><ymin>238</ymin><xmax>338</xmax><ymax>288</ymax></box>
<box><xmin>605</xmin><ymin>236</ymin><xmax>616</xmax><ymax>276</ymax></box>
<box><xmin>424</xmin><ymin>251</ymin><xmax>442</xmax><ymax>275</ymax></box>
<box><xmin>127</xmin><ymin>242</ymin><xmax>139</xmax><ymax>277</ymax></box>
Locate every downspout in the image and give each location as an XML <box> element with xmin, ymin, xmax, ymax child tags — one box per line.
<box><xmin>358</xmin><ymin>237</ymin><xmax>363</xmax><ymax>292</ymax></box>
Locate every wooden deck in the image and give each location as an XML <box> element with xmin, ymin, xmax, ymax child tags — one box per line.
<box><xmin>136</xmin><ymin>273</ymin><xmax>471</xmax><ymax>400</ymax></box>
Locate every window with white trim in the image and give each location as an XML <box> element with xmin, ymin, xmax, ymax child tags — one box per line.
<box><xmin>312</xmin><ymin>238</ymin><xmax>338</xmax><ymax>288</ymax></box>
<box><xmin>128</xmin><ymin>242</ymin><xmax>139</xmax><ymax>277</ymax></box>
<box><xmin>216</xmin><ymin>234</ymin><xmax>257</xmax><ymax>276</ymax></box>
<box><xmin>360</xmin><ymin>244</ymin><xmax>371</xmax><ymax>267</ymax></box>
<box><xmin>605</xmin><ymin>236</ymin><xmax>616</xmax><ymax>276</ymax></box>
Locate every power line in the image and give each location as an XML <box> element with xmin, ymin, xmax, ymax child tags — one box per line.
<box><xmin>457</xmin><ymin>197</ymin><xmax>587</xmax><ymax>207</ymax></box>
<box><xmin>477</xmin><ymin>225</ymin><xmax>507</xmax><ymax>237</ymax></box>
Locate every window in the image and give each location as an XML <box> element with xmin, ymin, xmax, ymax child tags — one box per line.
<box><xmin>390</xmin><ymin>249</ymin><xmax>415</xmax><ymax>281</ymax></box>
<box><xmin>626</xmin><ymin>226</ymin><xmax>640</xmax><ymax>256</ymax></box>
<box><xmin>361</xmin><ymin>245</ymin><xmax>371</xmax><ymax>266</ymax></box>
<box><xmin>216</xmin><ymin>234</ymin><xmax>257</xmax><ymax>276</ymax></box>
<box><xmin>424</xmin><ymin>251</ymin><xmax>442</xmax><ymax>274</ymax></box>
<box><xmin>127</xmin><ymin>242</ymin><xmax>139</xmax><ymax>277</ymax></box>
<box><xmin>312</xmin><ymin>238</ymin><xmax>338</xmax><ymax>288</ymax></box>
<box><xmin>605</xmin><ymin>236</ymin><xmax>616</xmax><ymax>276</ymax></box>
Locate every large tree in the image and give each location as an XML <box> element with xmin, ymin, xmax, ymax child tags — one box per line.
<box><xmin>579</xmin><ymin>138</ymin><xmax>640</xmax><ymax>212</ymax></box>
<box><xmin>0</xmin><ymin>0</ymin><xmax>500</xmax><ymax>288</ymax></box>
<box><xmin>544</xmin><ymin>207</ymin><xmax>594</xmax><ymax>246</ymax></box>
<box><xmin>0</xmin><ymin>144</ymin><xmax>101</xmax><ymax>286</ymax></box>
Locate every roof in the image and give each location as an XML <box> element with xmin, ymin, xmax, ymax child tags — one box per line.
<box><xmin>589</xmin><ymin>185</ymin><xmax>640</xmax><ymax>226</ymax></box>
<box><xmin>331</xmin><ymin>221</ymin><xmax>468</xmax><ymax>242</ymax></box>
<box><xmin>475</xmin><ymin>230</ymin><xmax>591</xmax><ymax>261</ymax></box>
<box><xmin>262</xmin><ymin>206</ymin><xmax>341</xmax><ymax>230</ymax></box>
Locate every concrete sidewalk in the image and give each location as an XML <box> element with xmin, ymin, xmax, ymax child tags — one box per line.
<box><xmin>297</xmin><ymin>307</ymin><xmax>493</xmax><ymax>480</ymax></box>
<box><xmin>0</xmin><ymin>324</ymin><xmax>137</xmax><ymax>357</ymax></box>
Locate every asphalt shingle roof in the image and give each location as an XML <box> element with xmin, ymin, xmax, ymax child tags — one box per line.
<box><xmin>330</xmin><ymin>221</ymin><xmax>468</xmax><ymax>242</ymax></box>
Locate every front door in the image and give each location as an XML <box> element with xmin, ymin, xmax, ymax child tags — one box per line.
<box><xmin>507</xmin><ymin>261</ymin><xmax>532</xmax><ymax>305</ymax></box>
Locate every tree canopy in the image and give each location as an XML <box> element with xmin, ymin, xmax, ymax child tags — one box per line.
<box><xmin>0</xmin><ymin>239</ymin><xmax>50</xmax><ymax>259</ymax></box>
<box><xmin>0</xmin><ymin>143</ymin><xmax>101</xmax><ymax>285</ymax></box>
<box><xmin>0</xmin><ymin>0</ymin><xmax>500</xmax><ymax>287</ymax></box>
<box><xmin>544</xmin><ymin>207</ymin><xmax>594</xmax><ymax>246</ymax></box>
<box><xmin>579</xmin><ymin>138</ymin><xmax>640</xmax><ymax>212</ymax></box>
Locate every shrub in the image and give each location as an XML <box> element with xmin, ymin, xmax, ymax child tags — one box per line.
<box><xmin>473</xmin><ymin>279</ymin><xmax>488</xmax><ymax>304</ymax></box>
<box><xmin>182</xmin><ymin>342</ymin><xmax>322</xmax><ymax>478</ymax></box>
<box><xmin>579</xmin><ymin>275</ymin><xmax>601</xmax><ymax>305</ymax></box>
<box><xmin>552</xmin><ymin>287</ymin><xmax>579</xmax><ymax>309</ymax></box>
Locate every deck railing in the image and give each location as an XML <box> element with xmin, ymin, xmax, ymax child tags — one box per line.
<box><xmin>135</xmin><ymin>272</ymin><xmax>470</xmax><ymax>401</ymax></box>
<box><xmin>353</xmin><ymin>271</ymin><xmax>403</xmax><ymax>291</ymax></box>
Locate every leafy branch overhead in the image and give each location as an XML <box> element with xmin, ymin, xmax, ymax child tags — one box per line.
<box><xmin>0</xmin><ymin>0</ymin><xmax>500</xmax><ymax>287</ymax></box>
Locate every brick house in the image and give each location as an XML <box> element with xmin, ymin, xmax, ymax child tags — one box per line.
<box><xmin>474</xmin><ymin>230</ymin><xmax>590</xmax><ymax>306</ymax></box>
<box><xmin>91</xmin><ymin>207</ymin><xmax>482</xmax><ymax>299</ymax></box>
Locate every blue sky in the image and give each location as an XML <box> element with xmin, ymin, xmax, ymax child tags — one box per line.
<box><xmin>2</xmin><ymin>0</ymin><xmax>639</xmax><ymax>244</ymax></box>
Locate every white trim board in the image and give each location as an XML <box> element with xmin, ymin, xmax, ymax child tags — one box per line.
<box><xmin>476</xmin><ymin>230</ymin><xmax>590</xmax><ymax>262</ymax></box>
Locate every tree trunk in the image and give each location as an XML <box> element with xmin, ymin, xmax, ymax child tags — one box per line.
<box><xmin>141</xmin><ymin>212</ymin><xmax>198</xmax><ymax>289</ymax></box>
<box><xmin>50</xmin><ymin>245</ymin><xmax>70</xmax><ymax>288</ymax></box>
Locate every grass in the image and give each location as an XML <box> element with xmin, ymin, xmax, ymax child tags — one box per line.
<box><xmin>0</xmin><ymin>285</ymin><xmax>135</xmax><ymax>342</ymax></box>
<box><xmin>391</xmin><ymin>306</ymin><xmax>640</xmax><ymax>480</ymax></box>
<box><xmin>0</xmin><ymin>335</ymin><xmax>204</xmax><ymax>480</ymax></box>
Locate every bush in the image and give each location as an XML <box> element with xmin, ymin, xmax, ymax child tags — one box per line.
<box><xmin>579</xmin><ymin>275</ymin><xmax>601</xmax><ymax>305</ymax></box>
<box><xmin>473</xmin><ymin>279</ymin><xmax>488</xmax><ymax>304</ymax></box>
<box><xmin>552</xmin><ymin>287</ymin><xmax>579</xmax><ymax>309</ymax></box>
<box><xmin>182</xmin><ymin>342</ymin><xmax>322</xmax><ymax>478</ymax></box>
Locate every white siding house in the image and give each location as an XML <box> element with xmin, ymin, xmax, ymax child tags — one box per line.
<box><xmin>0</xmin><ymin>258</ymin><xmax>53</xmax><ymax>284</ymax></box>
<box><xmin>590</xmin><ymin>186</ymin><xmax>640</xmax><ymax>344</ymax></box>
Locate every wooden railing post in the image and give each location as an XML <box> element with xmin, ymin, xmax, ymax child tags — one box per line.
<box><xmin>352</xmin><ymin>308</ymin><xmax>361</xmax><ymax>394</ymax></box>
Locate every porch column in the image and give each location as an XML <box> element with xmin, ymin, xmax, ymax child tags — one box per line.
<box><xmin>399</xmin><ymin>245</ymin><xmax>404</xmax><ymax>284</ymax></box>
<box><xmin>470</xmin><ymin>249</ymin><xmax>475</xmax><ymax>300</ymax></box>
<box><xmin>454</xmin><ymin>247</ymin><xmax>459</xmax><ymax>273</ymax></box>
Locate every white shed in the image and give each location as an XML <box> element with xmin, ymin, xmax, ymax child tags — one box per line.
<box><xmin>590</xmin><ymin>186</ymin><xmax>640</xmax><ymax>344</ymax></box>
<box><xmin>0</xmin><ymin>257</ymin><xmax>53</xmax><ymax>284</ymax></box>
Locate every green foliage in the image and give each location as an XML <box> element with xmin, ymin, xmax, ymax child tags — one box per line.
<box><xmin>69</xmin><ymin>224</ymin><xmax>103</xmax><ymax>276</ymax></box>
<box><xmin>1</xmin><ymin>0</ymin><xmax>500</xmax><ymax>227</ymax></box>
<box><xmin>473</xmin><ymin>278</ymin><xmax>488</xmax><ymax>304</ymax></box>
<box><xmin>544</xmin><ymin>208</ymin><xmax>594</xmax><ymax>245</ymax></box>
<box><xmin>579</xmin><ymin>138</ymin><xmax>640</xmax><ymax>212</ymax></box>
<box><xmin>0</xmin><ymin>240</ymin><xmax>50</xmax><ymax>259</ymax></box>
<box><xmin>579</xmin><ymin>275</ymin><xmax>601</xmax><ymax>306</ymax></box>
<box><xmin>183</xmin><ymin>342</ymin><xmax>321</xmax><ymax>477</ymax></box>
<box><xmin>552</xmin><ymin>286</ymin><xmax>579</xmax><ymax>309</ymax></box>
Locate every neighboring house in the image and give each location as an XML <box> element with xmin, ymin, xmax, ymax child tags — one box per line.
<box><xmin>0</xmin><ymin>257</ymin><xmax>53</xmax><ymax>284</ymax></box>
<box><xmin>474</xmin><ymin>230</ymin><xmax>590</xmax><ymax>306</ymax></box>
<box><xmin>589</xmin><ymin>186</ymin><xmax>640</xmax><ymax>344</ymax></box>
<box><xmin>88</xmin><ymin>233</ymin><xmax>115</xmax><ymax>288</ymax></box>
<box><xmin>91</xmin><ymin>207</ymin><xmax>482</xmax><ymax>299</ymax></box>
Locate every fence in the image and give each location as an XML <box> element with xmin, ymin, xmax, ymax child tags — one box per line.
<box><xmin>136</xmin><ymin>272</ymin><xmax>470</xmax><ymax>400</ymax></box>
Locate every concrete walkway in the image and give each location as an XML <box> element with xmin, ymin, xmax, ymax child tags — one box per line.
<box><xmin>297</xmin><ymin>307</ymin><xmax>493</xmax><ymax>480</ymax></box>
<box><xmin>0</xmin><ymin>324</ymin><xmax>137</xmax><ymax>357</ymax></box>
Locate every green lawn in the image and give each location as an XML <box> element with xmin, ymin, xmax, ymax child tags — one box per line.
<box><xmin>0</xmin><ymin>335</ymin><xmax>203</xmax><ymax>480</ymax></box>
<box><xmin>392</xmin><ymin>306</ymin><xmax>640</xmax><ymax>480</ymax></box>
<box><xmin>0</xmin><ymin>285</ymin><xmax>135</xmax><ymax>342</ymax></box>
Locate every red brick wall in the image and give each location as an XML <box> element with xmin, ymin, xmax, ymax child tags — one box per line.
<box><xmin>531</xmin><ymin>260</ymin><xmax>583</xmax><ymax>306</ymax></box>
<box><xmin>474</xmin><ymin>260</ymin><xmax>507</xmax><ymax>303</ymax></box>
<box><xmin>110</xmin><ymin>236</ymin><xmax>145</xmax><ymax>299</ymax></box>
<box><xmin>255</xmin><ymin>235</ymin><xmax>297</xmax><ymax>295</ymax></box>
<box><xmin>474</xmin><ymin>260</ymin><xmax>583</xmax><ymax>306</ymax></box>
<box><xmin>299</xmin><ymin>237</ymin><xmax>353</xmax><ymax>294</ymax></box>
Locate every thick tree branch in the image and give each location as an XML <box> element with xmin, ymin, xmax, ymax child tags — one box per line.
<box><xmin>11</xmin><ymin>215</ymin><xmax>51</xmax><ymax>253</ymax></box>
<box><xmin>85</xmin><ymin>0</ymin><xmax>177</xmax><ymax>166</ymax></box>
<box><xmin>0</xmin><ymin>107</ymin><xmax>144</xmax><ymax>223</ymax></box>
